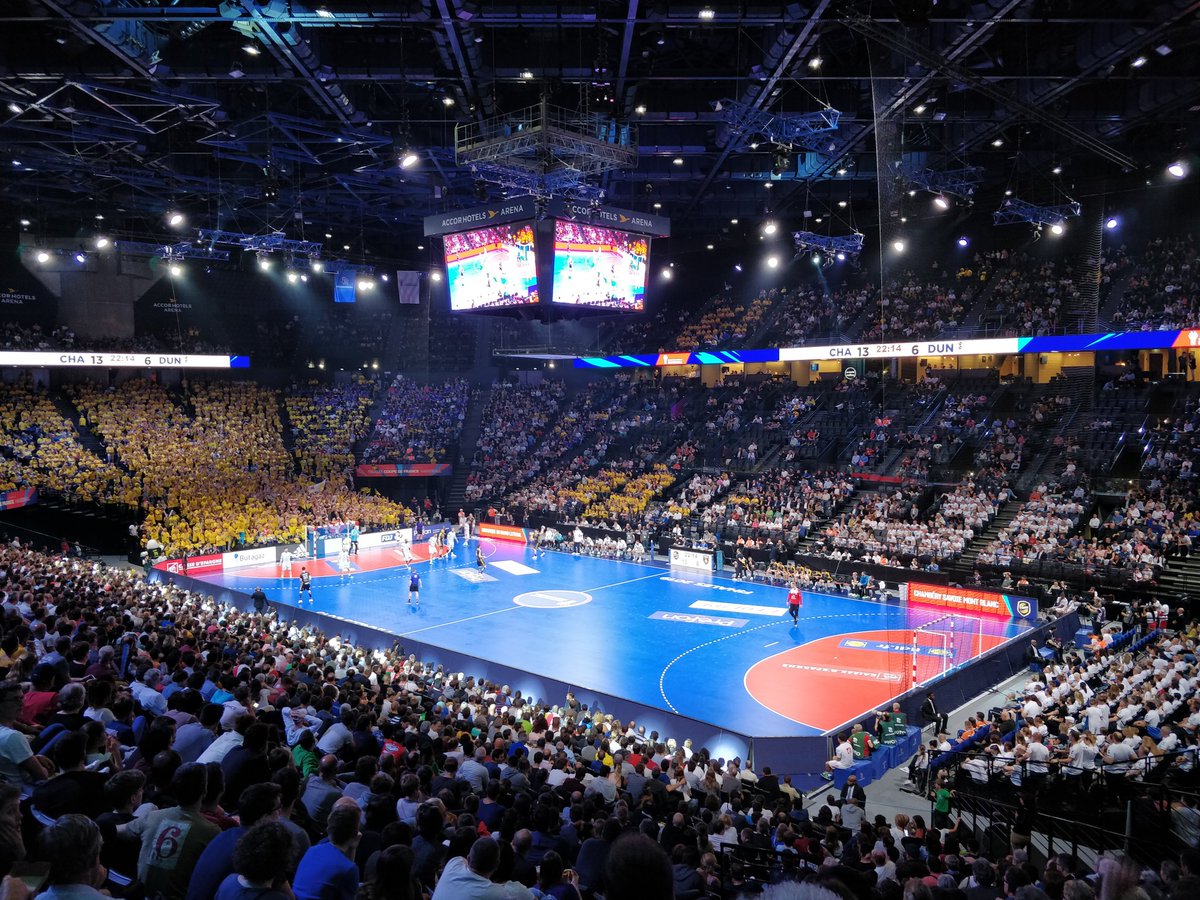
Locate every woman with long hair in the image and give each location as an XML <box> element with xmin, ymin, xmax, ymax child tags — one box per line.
<box><xmin>356</xmin><ymin>844</ymin><xmax>421</xmax><ymax>900</ymax></box>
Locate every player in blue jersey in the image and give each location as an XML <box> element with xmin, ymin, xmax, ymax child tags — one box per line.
<box><xmin>408</xmin><ymin>570</ymin><xmax>421</xmax><ymax>606</ymax></box>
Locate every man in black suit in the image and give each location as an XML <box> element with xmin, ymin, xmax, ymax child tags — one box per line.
<box><xmin>921</xmin><ymin>691</ymin><xmax>948</xmax><ymax>733</ymax></box>
<box><xmin>837</xmin><ymin>774</ymin><xmax>867</xmax><ymax>814</ymax></box>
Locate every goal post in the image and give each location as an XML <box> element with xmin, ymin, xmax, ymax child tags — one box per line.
<box><xmin>910</xmin><ymin>613</ymin><xmax>982</xmax><ymax>689</ymax></box>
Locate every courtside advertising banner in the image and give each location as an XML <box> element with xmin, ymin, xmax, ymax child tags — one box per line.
<box><xmin>904</xmin><ymin>582</ymin><xmax>1038</xmax><ymax>621</ymax></box>
<box><xmin>477</xmin><ymin>522</ymin><xmax>530</xmax><ymax>543</ymax></box>
<box><xmin>154</xmin><ymin>552</ymin><xmax>224</xmax><ymax>575</ymax></box>
<box><xmin>222</xmin><ymin>547</ymin><xmax>277</xmax><ymax>570</ymax></box>
<box><xmin>358</xmin><ymin>528</ymin><xmax>413</xmax><ymax>551</ymax></box>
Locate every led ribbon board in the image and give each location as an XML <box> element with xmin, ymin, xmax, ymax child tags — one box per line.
<box><xmin>0</xmin><ymin>352</ymin><xmax>249</xmax><ymax>369</ymax></box>
<box><xmin>574</xmin><ymin>327</ymin><xmax>1200</xmax><ymax>369</ymax></box>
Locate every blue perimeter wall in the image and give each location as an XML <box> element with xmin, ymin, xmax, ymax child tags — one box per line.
<box><xmin>151</xmin><ymin>568</ymin><xmax>1081</xmax><ymax>777</ymax></box>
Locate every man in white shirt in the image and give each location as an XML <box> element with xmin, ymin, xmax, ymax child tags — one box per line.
<box><xmin>317</xmin><ymin>707</ymin><xmax>354</xmax><ymax>755</ymax></box>
<box><xmin>823</xmin><ymin>733</ymin><xmax>854</xmax><ymax>780</ymax></box>
<box><xmin>431</xmin><ymin>838</ymin><xmax>534</xmax><ymax>900</ymax></box>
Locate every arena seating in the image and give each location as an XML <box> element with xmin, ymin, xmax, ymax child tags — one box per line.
<box><xmin>362</xmin><ymin>376</ymin><xmax>470</xmax><ymax>464</ymax></box>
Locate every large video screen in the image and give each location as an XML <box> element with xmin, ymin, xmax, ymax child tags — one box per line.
<box><xmin>551</xmin><ymin>221</ymin><xmax>648</xmax><ymax>311</ymax></box>
<box><xmin>443</xmin><ymin>222</ymin><xmax>539</xmax><ymax>311</ymax></box>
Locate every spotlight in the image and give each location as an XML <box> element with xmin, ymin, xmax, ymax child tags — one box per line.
<box><xmin>430</xmin><ymin>270</ymin><xmax>443</xmax><ymax>282</ymax></box>
<box><xmin>1131</xmin><ymin>55</ymin><xmax>1147</xmax><ymax>68</ymax></box>
<box><xmin>836</xmin><ymin>252</ymin><xmax>846</xmax><ymax>261</ymax></box>
<box><xmin>634</xmin><ymin>105</ymin><xmax>647</xmax><ymax>115</ymax></box>
<box><xmin>258</xmin><ymin>253</ymin><xmax>271</xmax><ymax>270</ymax></box>
<box><xmin>808</xmin><ymin>56</ymin><xmax>822</xmax><ymax>69</ymax></box>
<box><xmin>35</xmin><ymin>250</ymin><xmax>49</xmax><ymax>263</ymax></box>
<box><xmin>762</xmin><ymin>220</ymin><xmax>778</xmax><ymax>235</ymax></box>
<box><xmin>6</xmin><ymin>102</ymin><xmax>20</xmax><ymax>114</ymax></box>
<box><xmin>94</xmin><ymin>236</ymin><xmax>110</xmax><ymax>249</ymax></box>
<box><xmin>310</xmin><ymin>258</ymin><xmax>323</xmax><ymax>272</ymax></box>
<box><xmin>672</xmin><ymin>157</ymin><xmax>684</xmax><ymax>166</ymax></box>
<box><xmin>1052</xmin><ymin>166</ymin><xmax>1063</xmax><ymax>175</ymax></box>
<box><xmin>169</xmin><ymin>263</ymin><xmax>182</xmax><ymax>277</ymax></box>
<box><xmin>991</xmin><ymin>138</ymin><xmax>1004</xmax><ymax>147</ymax></box>
<box><xmin>19</xmin><ymin>218</ymin><xmax>30</xmax><ymax>227</ymax></box>
<box><xmin>442</xmin><ymin>96</ymin><xmax>455</xmax><ymax>106</ymax></box>
<box><xmin>74</xmin><ymin>251</ymin><xmax>86</xmax><ymax>264</ymax></box>
<box><xmin>698</xmin><ymin>6</ymin><xmax>715</xmax><ymax>20</ymax></box>
<box><xmin>892</xmin><ymin>239</ymin><xmax>906</xmax><ymax>253</ymax></box>
<box><xmin>520</xmin><ymin>69</ymin><xmax>534</xmax><ymax>80</ymax></box>
<box><xmin>766</xmin><ymin>256</ymin><xmax>779</xmax><ymax>268</ymax></box>
<box><xmin>653</xmin><ymin>202</ymin><xmax>662</xmax><ymax>209</ymax></box>
<box><xmin>316</xmin><ymin>5</ymin><xmax>334</xmax><ymax>18</ymax></box>
<box><xmin>837</xmin><ymin>200</ymin><xmax>847</xmax><ymax>208</ymax></box>
<box><xmin>357</xmin><ymin>278</ymin><xmax>374</xmax><ymax>290</ymax></box>
<box><xmin>933</xmin><ymin>195</ymin><xmax>950</xmax><ymax>210</ymax></box>
<box><xmin>661</xmin><ymin>267</ymin><xmax>673</xmax><ymax>279</ymax></box>
<box><xmin>811</xmin><ymin>253</ymin><xmax>821</xmax><ymax>265</ymax></box>
<box><xmin>913</xmin><ymin>104</ymin><xmax>926</xmax><ymax>114</ymax></box>
<box><xmin>381</xmin><ymin>273</ymin><xmax>389</xmax><ymax>282</ymax></box>
<box><xmin>1105</xmin><ymin>217</ymin><xmax>1119</xmax><ymax>230</ymax></box>
<box><xmin>957</xmin><ymin>236</ymin><xmax>969</xmax><ymax>248</ymax></box>
<box><xmin>300</xmin><ymin>274</ymin><xmax>308</xmax><ymax>283</ymax></box>
<box><xmin>286</xmin><ymin>270</ymin><xmax>298</xmax><ymax>283</ymax></box>
<box><xmin>399</xmin><ymin>150</ymin><xmax>420</xmax><ymax>169</ymax></box>
<box><xmin>167</xmin><ymin>210</ymin><xmax>184</xmax><ymax>227</ymax></box>
<box><xmin>1168</xmin><ymin>161</ymin><xmax>1187</xmax><ymax>178</ymax></box>
<box><xmin>730</xmin><ymin>218</ymin><xmax>739</xmax><ymax>225</ymax></box>
<box><xmin>734</xmin><ymin>264</ymin><xmax>742</xmax><ymax>272</ymax></box>
<box><xmin>706</xmin><ymin>244</ymin><xmax>714</xmax><ymax>250</ymax></box>
<box><xmin>836</xmin><ymin>167</ymin><xmax>847</xmax><ymax>175</ymax></box>
<box><xmin>1050</xmin><ymin>222</ymin><xmax>1065</xmax><ymax>236</ymax></box>
<box><xmin>243</xmin><ymin>43</ymin><xmax>260</xmax><ymax>55</ymax></box>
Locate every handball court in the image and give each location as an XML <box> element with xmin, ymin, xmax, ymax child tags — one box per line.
<box><xmin>191</xmin><ymin>539</ymin><xmax>1033</xmax><ymax>742</ymax></box>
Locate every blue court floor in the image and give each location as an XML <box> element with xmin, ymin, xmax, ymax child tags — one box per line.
<box><xmin>194</xmin><ymin>539</ymin><xmax>1033</xmax><ymax>739</ymax></box>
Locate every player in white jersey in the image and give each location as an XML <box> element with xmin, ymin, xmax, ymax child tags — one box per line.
<box><xmin>280</xmin><ymin>548</ymin><xmax>293</xmax><ymax>577</ymax></box>
<box><xmin>399</xmin><ymin>537</ymin><xmax>415</xmax><ymax>566</ymax></box>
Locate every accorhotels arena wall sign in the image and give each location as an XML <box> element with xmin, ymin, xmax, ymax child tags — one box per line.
<box><xmin>0</xmin><ymin>352</ymin><xmax>249</xmax><ymax>369</ymax></box>
<box><xmin>574</xmin><ymin>327</ymin><xmax>1200</xmax><ymax>369</ymax></box>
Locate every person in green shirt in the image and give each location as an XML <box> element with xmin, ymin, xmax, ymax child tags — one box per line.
<box><xmin>932</xmin><ymin>773</ymin><xmax>954</xmax><ymax>829</ymax></box>
<box><xmin>292</xmin><ymin>729</ymin><xmax>320</xmax><ymax>779</ymax></box>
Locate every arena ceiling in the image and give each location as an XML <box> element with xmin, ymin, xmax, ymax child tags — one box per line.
<box><xmin>1</xmin><ymin>1</ymin><xmax>1198</xmax><ymax>256</ymax></box>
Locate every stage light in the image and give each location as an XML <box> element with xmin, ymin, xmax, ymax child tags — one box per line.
<box><xmin>730</xmin><ymin>218</ymin><xmax>739</xmax><ymax>224</ymax></box>
<box><xmin>300</xmin><ymin>274</ymin><xmax>308</xmax><ymax>282</ymax></box>
<box><xmin>836</xmin><ymin>252</ymin><xmax>846</xmax><ymax>261</ymax></box>
<box><xmin>258</xmin><ymin>253</ymin><xmax>271</xmax><ymax>270</ymax></box>
<box><xmin>1131</xmin><ymin>55</ymin><xmax>1147</xmax><ymax>68</ymax></box>
<box><xmin>310</xmin><ymin>258</ymin><xmax>323</xmax><ymax>272</ymax></box>
<box><xmin>94</xmin><ymin>214</ymin><xmax>104</xmax><ymax>221</ymax></box>
<box><xmin>808</xmin><ymin>56</ymin><xmax>822</xmax><ymax>70</ymax></box>
<box><xmin>316</xmin><ymin>5</ymin><xmax>334</xmax><ymax>18</ymax></box>
<box><xmin>957</xmin><ymin>236</ymin><xmax>969</xmax><ymax>247</ymax></box>
<box><xmin>766</xmin><ymin>255</ymin><xmax>779</xmax><ymax>268</ymax></box>
<box><xmin>1106</xmin><ymin>217</ymin><xmax>1119</xmax><ymax>230</ymax></box>
<box><xmin>811</xmin><ymin>253</ymin><xmax>820</xmax><ymax>264</ymax></box>
<box><xmin>892</xmin><ymin>239</ymin><xmax>906</xmax><ymax>253</ymax></box>
<box><xmin>380</xmin><ymin>273</ymin><xmax>389</xmax><ymax>282</ymax></box>
<box><xmin>1004</xmin><ymin>189</ymin><xmax>1013</xmax><ymax>197</ymax></box>
<box><xmin>698</xmin><ymin>6</ymin><xmax>715</xmax><ymax>20</ymax></box>
<box><xmin>357</xmin><ymin>278</ymin><xmax>375</xmax><ymax>290</ymax></box>
<box><xmin>169</xmin><ymin>263</ymin><xmax>183</xmax><ymax>277</ymax></box>
<box><xmin>19</xmin><ymin>218</ymin><xmax>30</xmax><ymax>227</ymax></box>
<box><xmin>991</xmin><ymin>138</ymin><xmax>1004</xmax><ymax>147</ymax></box>
<box><xmin>430</xmin><ymin>270</ymin><xmax>442</xmax><ymax>282</ymax></box>
<box><xmin>1050</xmin><ymin>222</ymin><xmax>1065</xmax><ymax>236</ymax></box>
<box><xmin>661</xmin><ymin>267</ymin><xmax>673</xmax><ymax>279</ymax></box>
<box><xmin>762</xmin><ymin>220</ymin><xmax>778</xmax><ymax>235</ymax></box>
<box><xmin>673</xmin><ymin>157</ymin><xmax>684</xmax><ymax>166</ymax></box>
<box><xmin>913</xmin><ymin>104</ymin><xmax>926</xmax><ymax>114</ymax></box>
<box><xmin>286</xmin><ymin>270</ymin><xmax>298</xmax><ymax>283</ymax></box>
<box><xmin>763</xmin><ymin>182</ymin><xmax>773</xmax><ymax>189</ymax></box>
<box><xmin>6</xmin><ymin>102</ymin><xmax>20</xmax><ymax>114</ymax></box>
<box><xmin>634</xmin><ymin>105</ymin><xmax>647</xmax><ymax>115</ymax></box>
<box><xmin>652</xmin><ymin>202</ymin><xmax>662</xmax><ymax>209</ymax></box>
<box><xmin>706</xmin><ymin>244</ymin><xmax>714</xmax><ymax>250</ymax></box>
<box><xmin>837</xmin><ymin>200</ymin><xmax>847</xmax><ymax>208</ymax></box>
<box><xmin>1168</xmin><ymin>161</ymin><xmax>1187</xmax><ymax>178</ymax></box>
<box><xmin>243</xmin><ymin>43</ymin><xmax>260</xmax><ymax>56</ymax></box>
<box><xmin>734</xmin><ymin>264</ymin><xmax>743</xmax><ymax>272</ymax></box>
<box><xmin>11</xmin><ymin>159</ymin><xmax>20</xmax><ymax>168</ymax></box>
<box><xmin>1052</xmin><ymin>166</ymin><xmax>1062</xmax><ymax>175</ymax></box>
<box><xmin>836</xmin><ymin>167</ymin><xmax>847</xmax><ymax>175</ymax></box>
<box><xmin>933</xmin><ymin>195</ymin><xmax>950</xmax><ymax>210</ymax></box>
<box><xmin>94</xmin><ymin>236</ymin><xmax>110</xmax><ymax>249</ymax></box>
<box><xmin>35</xmin><ymin>250</ymin><xmax>49</xmax><ymax>263</ymax></box>
<box><xmin>520</xmin><ymin>69</ymin><xmax>534</xmax><ymax>80</ymax></box>
<box><xmin>442</xmin><ymin>96</ymin><xmax>455</xmax><ymax>106</ymax></box>
<box><xmin>74</xmin><ymin>251</ymin><xmax>86</xmax><ymax>264</ymax></box>
<box><xmin>399</xmin><ymin>150</ymin><xmax>419</xmax><ymax>169</ymax></box>
<box><xmin>167</xmin><ymin>210</ymin><xmax>184</xmax><ymax>227</ymax></box>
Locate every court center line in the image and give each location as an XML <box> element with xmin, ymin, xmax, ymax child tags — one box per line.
<box><xmin>396</xmin><ymin>604</ymin><xmax>523</xmax><ymax>637</ymax></box>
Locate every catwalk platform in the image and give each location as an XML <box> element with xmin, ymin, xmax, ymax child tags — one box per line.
<box><xmin>159</xmin><ymin>536</ymin><xmax>1060</xmax><ymax>773</ymax></box>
